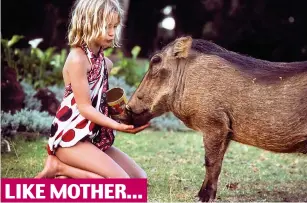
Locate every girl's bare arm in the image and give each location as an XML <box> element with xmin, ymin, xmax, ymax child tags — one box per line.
<box><xmin>65</xmin><ymin>49</ymin><xmax>148</xmax><ymax>134</ymax></box>
<box><xmin>65</xmin><ymin>49</ymin><xmax>121</xmax><ymax>130</ymax></box>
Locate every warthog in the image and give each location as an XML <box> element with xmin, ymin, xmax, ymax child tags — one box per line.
<box><xmin>121</xmin><ymin>36</ymin><xmax>307</xmax><ymax>202</ymax></box>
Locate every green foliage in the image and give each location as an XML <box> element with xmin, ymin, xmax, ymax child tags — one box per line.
<box><xmin>48</xmin><ymin>48</ymin><xmax>68</xmax><ymax>87</ymax></box>
<box><xmin>103</xmin><ymin>47</ymin><xmax>114</xmax><ymax>57</ymax></box>
<box><xmin>131</xmin><ymin>46</ymin><xmax>141</xmax><ymax>59</ymax></box>
<box><xmin>21</xmin><ymin>38</ymin><xmax>67</xmax><ymax>89</ymax></box>
<box><xmin>2</xmin><ymin>35</ymin><xmax>148</xmax><ymax>90</ymax></box>
<box><xmin>2</xmin><ymin>35</ymin><xmax>189</xmax><ymax>133</ymax></box>
<box><xmin>1</xmin><ymin>35</ymin><xmax>24</xmax><ymax>73</ymax></box>
<box><xmin>1</xmin><ymin>36</ymin><xmax>67</xmax><ymax>89</ymax></box>
<box><xmin>106</xmin><ymin>46</ymin><xmax>149</xmax><ymax>87</ymax></box>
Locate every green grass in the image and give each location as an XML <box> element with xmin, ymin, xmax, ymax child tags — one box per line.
<box><xmin>2</xmin><ymin>130</ymin><xmax>307</xmax><ymax>202</ymax></box>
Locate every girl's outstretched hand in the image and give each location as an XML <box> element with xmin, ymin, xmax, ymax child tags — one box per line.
<box><xmin>115</xmin><ymin>123</ymin><xmax>150</xmax><ymax>134</ymax></box>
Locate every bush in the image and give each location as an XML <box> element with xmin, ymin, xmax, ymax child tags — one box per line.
<box><xmin>150</xmin><ymin>113</ymin><xmax>190</xmax><ymax>132</ymax></box>
<box><xmin>20</xmin><ymin>80</ymin><xmax>42</xmax><ymax>111</ymax></box>
<box><xmin>1</xmin><ymin>109</ymin><xmax>53</xmax><ymax>137</ymax></box>
<box><xmin>47</xmin><ymin>84</ymin><xmax>64</xmax><ymax>102</ymax></box>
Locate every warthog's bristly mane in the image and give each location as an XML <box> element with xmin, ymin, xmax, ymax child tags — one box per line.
<box><xmin>191</xmin><ymin>39</ymin><xmax>307</xmax><ymax>80</ymax></box>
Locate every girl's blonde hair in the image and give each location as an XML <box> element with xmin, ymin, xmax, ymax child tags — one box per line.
<box><xmin>68</xmin><ymin>0</ymin><xmax>124</xmax><ymax>48</ymax></box>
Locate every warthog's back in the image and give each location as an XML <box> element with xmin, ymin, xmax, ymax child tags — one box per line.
<box><xmin>190</xmin><ymin>39</ymin><xmax>307</xmax><ymax>153</ymax></box>
<box><xmin>229</xmin><ymin>73</ymin><xmax>307</xmax><ymax>153</ymax></box>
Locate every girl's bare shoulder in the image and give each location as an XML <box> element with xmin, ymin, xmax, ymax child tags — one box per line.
<box><xmin>64</xmin><ymin>47</ymin><xmax>91</xmax><ymax>72</ymax></box>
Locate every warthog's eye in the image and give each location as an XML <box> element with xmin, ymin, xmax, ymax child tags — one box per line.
<box><xmin>151</xmin><ymin>55</ymin><xmax>162</xmax><ymax>65</ymax></box>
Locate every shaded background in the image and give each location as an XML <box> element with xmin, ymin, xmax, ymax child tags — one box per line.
<box><xmin>2</xmin><ymin>0</ymin><xmax>307</xmax><ymax>61</ymax></box>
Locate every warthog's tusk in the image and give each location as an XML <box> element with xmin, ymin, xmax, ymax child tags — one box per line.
<box><xmin>125</xmin><ymin>105</ymin><xmax>132</xmax><ymax>112</ymax></box>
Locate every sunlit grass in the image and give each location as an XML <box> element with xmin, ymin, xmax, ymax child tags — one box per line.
<box><xmin>2</xmin><ymin>130</ymin><xmax>306</xmax><ymax>202</ymax></box>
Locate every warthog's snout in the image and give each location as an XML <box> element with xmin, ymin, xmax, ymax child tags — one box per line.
<box><xmin>116</xmin><ymin>105</ymin><xmax>153</xmax><ymax>127</ymax></box>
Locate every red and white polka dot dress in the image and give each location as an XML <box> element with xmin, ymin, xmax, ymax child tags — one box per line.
<box><xmin>47</xmin><ymin>45</ymin><xmax>115</xmax><ymax>155</ymax></box>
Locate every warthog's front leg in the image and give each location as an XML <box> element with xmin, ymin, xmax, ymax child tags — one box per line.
<box><xmin>198</xmin><ymin>116</ymin><xmax>231</xmax><ymax>202</ymax></box>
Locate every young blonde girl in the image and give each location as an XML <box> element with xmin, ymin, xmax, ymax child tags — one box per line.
<box><xmin>35</xmin><ymin>0</ymin><xmax>149</xmax><ymax>179</ymax></box>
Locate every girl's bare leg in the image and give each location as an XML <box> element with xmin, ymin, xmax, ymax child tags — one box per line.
<box><xmin>34</xmin><ymin>155</ymin><xmax>103</xmax><ymax>179</ymax></box>
<box><xmin>55</xmin><ymin>175</ymin><xmax>70</xmax><ymax>179</ymax></box>
<box><xmin>105</xmin><ymin>146</ymin><xmax>147</xmax><ymax>178</ymax></box>
<box><xmin>35</xmin><ymin>143</ymin><xmax>146</xmax><ymax>179</ymax></box>
<box><xmin>55</xmin><ymin>141</ymin><xmax>130</xmax><ymax>178</ymax></box>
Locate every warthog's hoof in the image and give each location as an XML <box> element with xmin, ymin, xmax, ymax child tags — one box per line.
<box><xmin>198</xmin><ymin>187</ymin><xmax>216</xmax><ymax>202</ymax></box>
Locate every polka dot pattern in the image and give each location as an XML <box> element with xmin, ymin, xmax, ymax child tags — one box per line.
<box><xmin>89</xmin><ymin>122</ymin><xmax>96</xmax><ymax>131</ymax></box>
<box><xmin>47</xmin><ymin>44</ymin><xmax>115</xmax><ymax>155</ymax></box>
<box><xmin>76</xmin><ymin>119</ymin><xmax>88</xmax><ymax>129</ymax></box>
<box><xmin>71</xmin><ymin>97</ymin><xmax>76</xmax><ymax>106</ymax></box>
<box><xmin>56</xmin><ymin>106</ymin><xmax>73</xmax><ymax>122</ymax></box>
<box><xmin>62</xmin><ymin>129</ymin><xmax>75</xmax><ymax>142</ymax></box>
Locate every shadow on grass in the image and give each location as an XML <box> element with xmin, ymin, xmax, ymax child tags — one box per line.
<box><xmin>219</xmin><ymin>181</ymin><xmax>307</xmax><ymax>202</ymax></box>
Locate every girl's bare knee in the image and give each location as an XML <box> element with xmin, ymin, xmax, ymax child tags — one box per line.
<box><xmin>111</xmin><ymin>172</ymin><xmax>130</xmax><ymax>179</ymax></box>
<box><xmin>87</xmin><ymin>173</ymin><xmax>104</xmax><ymax>179</ymax></box>
<box><xmin>55</xmin><ymin>175</ymin><xmax>70</xmax><ymax>179</ymax></box>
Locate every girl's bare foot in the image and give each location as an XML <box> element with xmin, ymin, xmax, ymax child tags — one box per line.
<box><xmin>34</xmin><ymin>155</ymin><xmax>61</xmax><ymax>178</ymax></box>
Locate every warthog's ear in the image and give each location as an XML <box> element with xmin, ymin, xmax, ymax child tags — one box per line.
<box><xmin>173</xmin><ymin>36</ymin><xmax>192</xmax><ymax>58</ymax></box>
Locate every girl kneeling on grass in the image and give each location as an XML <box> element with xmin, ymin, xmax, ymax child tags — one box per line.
<box><xmin>35</xmin><ymin>0</ymin><xmax>149</xmax><ymax>179</ymax></box>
